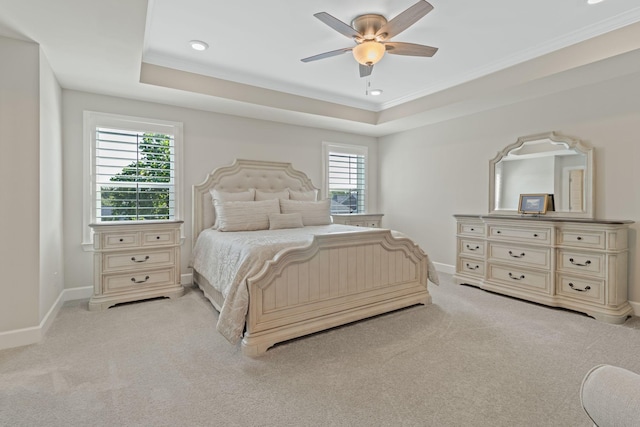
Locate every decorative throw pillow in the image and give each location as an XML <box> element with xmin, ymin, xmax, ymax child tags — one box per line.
<box><xmin>214</xmin><ymin>199</ymin><xmax>280</xmax><ymax>232</ymax></box>
<box><xmin>210</xmin><ymin>189</ymin><xmax>256</xmax><ymax>229</ymax></box>
<box><xmin>268</xmin><ymin>212</ymin><xmax>304</xmax><ymax>230</ymax></box>
<box><xmin>289</xmin><ymin>189</ymin><xmax>318</xmax><ymax>201</ymax></box>
<box><xmin>279</xmin><ymin>199</ymin><xmax>331</xmax><ymax>226</ymax></box>
<box><xmin>255</xmin><ymin>189</ymin><xmax>289</xmax><ymax>201</ymax></box>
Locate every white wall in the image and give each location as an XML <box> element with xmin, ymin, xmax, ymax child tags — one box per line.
<box><xmin>379</xmin><ymin>70</ymin><xmax>640</xmax><ymax>302</ymax></box>
<box><xmin>62</xmin><ymin>90</ymin><xmax>378</xmax><ymax>290</ymax></box>
<box><xmin>39</xmin><ymin>49</ymin><xmax>64</xmax><ymax>321</ymax></box>
<box><xmin>0</xmin><ymin>37</ymin><xmax>40</xmax><ymax>333</ymax></box>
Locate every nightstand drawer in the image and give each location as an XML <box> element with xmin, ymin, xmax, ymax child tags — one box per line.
<box><xmin>142</xmin><ymin>230</ymin><xmax>176</xmax><ymax>246</ymax></box>
<box><xmin>558</xmin><ymin>250</ymin><xmax>605</xmax><ymax>278</ymax></box>
<box><xmin>103</xmin><ymin>248</ymin><xmax>175</xmax><ymax>272</ymax></box>
<box><xmin>489</xmin><ymin>243</ymin><xmax>551</xmax><ymax>269</ymax></box>
<box><xmin>558</xmin><ymin>229</ymin><xmax>606</xmax><ymax>250</ymax></box>
<box><xmin>103</xmin><ymin>232</ymin><xmax>139</xmax><ymax>249</ymax></box>
<box><xmin>103</xmin><ymin>267</ymin><xmax>176</xmax><ymax>293</ymax></box>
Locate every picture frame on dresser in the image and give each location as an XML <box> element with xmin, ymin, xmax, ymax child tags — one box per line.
<box><xmin>518</xmin><ymin>194</ymin><xmax>550</xmax><ymax>214</ymax></box>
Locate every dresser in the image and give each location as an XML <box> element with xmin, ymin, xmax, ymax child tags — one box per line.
<box><xmin>331</xmin><ymin>213</ymin><xmax>383</xmax><ymax>228</ymax></box>
<box><xmin>89</xmin><ymin>221</ymin><xmax>184</xmax><ymax>310</ymax></box>
<box><xmin>454</xmin><ymin>215</ymin><xmax>634</xmax><ymax>324</ymax></box>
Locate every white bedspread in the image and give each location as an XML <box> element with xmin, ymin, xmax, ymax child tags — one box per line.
<box><xmin>191</xmin><ymin>225</ymin><xmax>439</xmax><ymax>344</ymax></box>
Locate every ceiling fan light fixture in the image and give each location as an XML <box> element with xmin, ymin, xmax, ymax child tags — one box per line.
<box><xmin>352</xmin><ymin>41</ymin><xmax>386</xmax><ymax>66</ymax></box>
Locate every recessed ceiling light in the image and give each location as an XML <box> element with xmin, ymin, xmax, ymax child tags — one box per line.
<box><xmin>189</xmin><ymin>40</ymin><xmax>209</xmax><ymax>51</ymax></box>
<box><xmin>369</xmin><ymin>89</ymin><xmax>383</xmax><ymax>96</ymax></box>
<box><xmin>587</xmin><ymin>0</ymin><xmax>605</xmax><ymax>4</ymax></box>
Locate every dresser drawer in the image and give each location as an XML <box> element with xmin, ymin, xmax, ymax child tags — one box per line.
<box><xmin>458</xmin><ymin>256</ymin><xmax>485</xmax><ymax>277</ymax></box>
<box><xmin>488</xmin><ymin>243</ymin><xmax>551</xmax><ymax>269</ymax></box>
<box><xmin>488</xmin><ymin>264</ymin><xmax>551</xmax><ymax>294</ymax></box>
<box><xmin>103</xmin><ymin>267</ymin><xmax>177</xmax><ymax>293</ymax></box>
<box><xmin>557</xmin><ymin>229</ymin><xmax>606</xmax><ymax>250</ymax></box>
<box><xmin>142</xmin><ymin>230</ymin><xmax>177</xmax><ymax>246</ymax></box>
<box><xmin>488</xmin><ymin>225</ymin><xmax>552</xmax><ymax>245</ymax></box>
<box><xmin>102</xmin><ymin>232</ymin><xmax>140</xmax><ymax>249</ymax></box>
<box><xmin>458</xmin><ymin>222</ymin><xmax>485</xmax><ymax>237</ymax></box>
<box><xmin>459</xmin><ymin>239</ymin><xmax>485</xmax><ymax>257</ymax></box>
<box><xmin>103</xmin><ymin>248</ymin><xmax>175</xmax><ymax>273</ymax></box>
<box><xmin>556</xmin><ymin>274</ymin><xmax>604</xmax><ymax>304</ymax></box>
<box><xmin>557</xmin><ymin>250</ymin><xmax>605</xmax><ymax>278</ymax></box>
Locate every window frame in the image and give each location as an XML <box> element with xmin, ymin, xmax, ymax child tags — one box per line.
<box><xmin>322</xmin><ymin>142</ymin><xmax>369</xmax><ymax>214</ymax></box>
<box><xmin>83</xmin><ymin>111</ymin><xmax>183</xmax><ymax>249</ymax></box>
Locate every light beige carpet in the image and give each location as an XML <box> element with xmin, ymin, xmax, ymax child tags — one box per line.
<box><xmin>2</xmin><ymin>273</ymin><xmax>640</xmax><ymax>426</ymax></box>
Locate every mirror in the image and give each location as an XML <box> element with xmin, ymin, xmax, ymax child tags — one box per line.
<box><xmin>489</xmin><ymin>132</ymin><xmax>594</xmax><ymax>218</ymax></box>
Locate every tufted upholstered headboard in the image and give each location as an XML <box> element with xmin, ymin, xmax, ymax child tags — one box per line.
<box><xmin>192</xmin><ymin>159</ymin><xmax>319</xmax><ymax>244</ymax></box>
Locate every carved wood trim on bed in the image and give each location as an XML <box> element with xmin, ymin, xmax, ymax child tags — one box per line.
<box><xmin>192</xmin><ymin>159</ymin><xmax>318</xmax><ymax>245</ymax></box>
<box><xmin>244</xmin><ymin>229</ymin><xmax>430</xmax><ymax>355</ymax></box>
<box><xmin>192</xmin><ymin>159</ymin><xmax>432</xmax><ymax>356</ymax></box>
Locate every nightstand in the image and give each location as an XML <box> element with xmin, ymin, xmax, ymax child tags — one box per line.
<box><xmin>88</xmin><ymin>221</ymin><xmax>184</xmax><ymax>310</ymax></box>
<box><xmin>331</xmin><ymin>213</ymin><xmax>384</xmax><ymax>228</ymax></box>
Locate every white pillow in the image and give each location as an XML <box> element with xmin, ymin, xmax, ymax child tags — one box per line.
<box><xmin>269</xmin><ymin>212</ymin><xmax>304</xmax><ymax>230</ymax></box>
<box><xmin>279</xmin><ymin>199</ymin><xmax>331</xmax><ymax>226</ymax></box>
<box><xmin>255</xmin><ymin>189</ymin><xmax>289</xmax><ymax>201</ymax></box>
<box><xmin>210</xmin><ymin>188</ymin><xmax>255</xmax><ymax>202</ymax></box>
<box><xmin>210</xmin><ymin>189</ymin><xmax>256</xmax><ymax>229</ymax></box>
<box><xmin>215</xmin><ymin>199</ymin><xmax>280</xmax><ymax>232</ymax></box>
<box><xmin>289</xmin><ymin>189</ymin><xmax>318</xmax><ymax>201</ymax></box>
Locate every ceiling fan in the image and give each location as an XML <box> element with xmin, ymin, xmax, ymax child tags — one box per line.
<box><xmin>301</xmin><ymin>0</ymin><xmax>439</xmax><ymax>78</ymax></box>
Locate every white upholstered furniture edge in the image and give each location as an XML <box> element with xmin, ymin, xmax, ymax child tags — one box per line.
<box><xmin>581</xmin><ymin>364</ymin><xmax>640</xmax><ymax>427</ymax></box>
<box><xmin>192</xmin><ymin>159</ymin><xmax>432</xmax><ymax>356</ymax></box>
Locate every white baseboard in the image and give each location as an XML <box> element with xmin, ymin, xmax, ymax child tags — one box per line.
<box><xmin>181</xmin><ymin>272</ymin><xmax>193</xmax><ymax>285</ymax></box>
<box><xmin>0</xmin><ymin>286</ymin><xmax>92</xmax><ymax>351</ymax></box>
<box><xmin>433</xmin><ymin>262</ymin><xmax>455</xmax><ymax>276</ymax></box>
<box><xmin>629</xmin><ymin>300</ymin><xmax>640</xmax><ymax>317</ymax></box>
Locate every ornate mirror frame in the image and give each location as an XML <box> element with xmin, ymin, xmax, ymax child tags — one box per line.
<box><xmin>489</xmin><ymin>131</ymin><xmax>594</xmax><ymax>219</ymax></box>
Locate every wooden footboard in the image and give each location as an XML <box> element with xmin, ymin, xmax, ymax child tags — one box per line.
<box><xmin>242</xmin><ymin>229</ymin><xmax>431</xmax><ymax>356</ymax></box>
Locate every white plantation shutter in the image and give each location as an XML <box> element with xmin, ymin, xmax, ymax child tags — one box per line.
<box><xmin>94</xmin><ymin>128</ymin><xmax>176</xmax><ymax>222</ymax></box>
<box><xmin>323</xmin><ymin>143</ymin><xmax>368</xmax><ymax>214</ymax></box>
<box><xmin>83</xmin><ymin>112</ymin><xmax>183</xmax><ymax>246</ymax></box>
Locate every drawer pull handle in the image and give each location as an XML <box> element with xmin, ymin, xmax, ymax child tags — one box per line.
<box><xmin>131</xmin><ymin>276</ymin><xmax>150</xmax><ymax>284</ymax></box>
<box><xmin>466</xmin><ymin>244</ymin><xmax>480</xmax><ymax>251</ymax></box>
<box><xmin>466</xmin><ymin>263</ymin><xmax>480</xmax><ymax>270</ymax></box>
<box><xmin>131</xmin><ymin>255</ymin><xmax>150</xmax><ymax>263</ymax></box>
<box><xmin>569</xmin><ymin>283</ymin><xmax>591</xmax><ymax>292</ymax></box>
<box><xmin>508</xmin><ymin>251</ymin><xmax>526</xmax><ymax>258</ymax></box>
<box><xmin>119</xmin><ymin>238</ymin><xmax>124</xmax><ymax>242</ymax></box>
<box><xmin>508</xmin><ymin>273</ymin><xmax>525</xmax><ymax>280</ymax></box>
<box><xmin>156</xmin><ymin>236</ymin><xmax>161</xmax><ymax>240</ymax></box>
<box><xmin>533</xmin><ymin>233</ymin><xmax>539</xmax><ymax>237</ymax></box>
<box><xmin>496</xmin><ymin>230</ymin><xmax>501</xmax><ymax>234</ymax></box>
<box><xmin>577</xmin><ymin>236</ymin><xmax>583</xmax><ymax>241</ymax></box>
<box><xmin>569</xmin><ymin>258</ymin><xmax>591</xmax><ymax>267</ymax></box>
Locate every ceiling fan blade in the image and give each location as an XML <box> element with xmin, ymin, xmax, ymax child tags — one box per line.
<box><xmin>301</xmin><ymin>47</ymin><xmax>353</xmax><ymax>63</ymax></box>
<box><xmin>375</xmin><ymin>0</ymin><xmax>434</xmax><ymax>40</ymax></box>
<box><xmin>384</xmin><ymin>42</ymin><xmax>438</xmax><ymax>57</ymax></box>
<box><xmin>359</xmin><ymin>64</ymin><xmax>373</xmax><ymax>78</ymax></box>
<box><xmin>314</xmin><ymin>12</ymin><xmax>362</xmax><ymax>40</ymax></box>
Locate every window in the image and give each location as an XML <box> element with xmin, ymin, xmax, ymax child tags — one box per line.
<box><xmin>323</xmin><ymin>142</ymin><xmax>368</xmax><ymax>214</ymax></box>
<box><xmin>83</xmin><ymin>112</ymin><xmax>183</xmax><ymax>246</ymax></box>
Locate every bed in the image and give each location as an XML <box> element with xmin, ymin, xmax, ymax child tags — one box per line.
<box><xmin>191</xmin><ymin>159</ymin><xmax>437</xmax><ymax>356</ymax></box>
